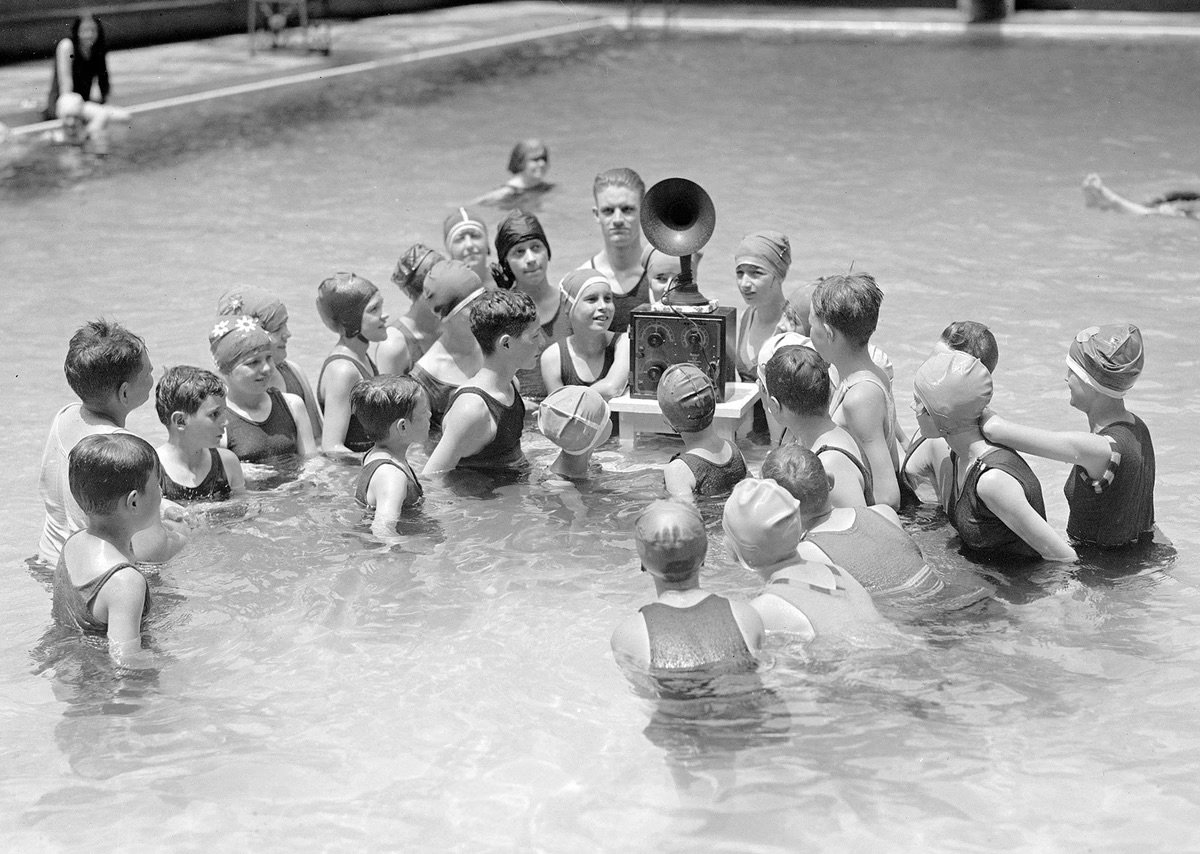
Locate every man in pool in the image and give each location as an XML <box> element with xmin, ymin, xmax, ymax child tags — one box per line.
<box><xmin>611</xmin><ymin>499</ymin><xmax>763</xmax><ymax>672</ymax></box>
<box><xmin>1082</xmin><ymin>174</ymin><xmax>1199</xmax><ymax>219</ymax></box>
<box><xmin>578</xmin><ymin>167</ymin><xmax>652</xmax><ymax>334</ymax></box>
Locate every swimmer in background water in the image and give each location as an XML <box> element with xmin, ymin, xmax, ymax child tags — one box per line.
<box><xmin>1082</xmin><ymin>174</ymin><xmax>1200</xmax><ymax>219</ymax></box>
<box><xmin>473</xmin><ymin>139</ymin><xmax>554</xmax><ymax>208</ymax></box>
<box><xmin>43</xmin><ymin>15</ymin><xmax>131</xmax><ymax>154</ymax></box>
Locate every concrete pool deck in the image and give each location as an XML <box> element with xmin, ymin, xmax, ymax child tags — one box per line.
<box><xmin>3</xmin><ymin>1</ymin><xmax>1199</xmax><ymax>138</ymax></box>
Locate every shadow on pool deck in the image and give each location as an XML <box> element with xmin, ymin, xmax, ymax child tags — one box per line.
<box><xmin>2</xmin><ymin>1</ymin><xmax>1199</xmax><ymax>135</ymax></box>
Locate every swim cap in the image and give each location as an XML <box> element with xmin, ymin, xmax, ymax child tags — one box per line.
<box><xmin>1067</xmin><ymin>323</ymin><xmax>1144</xmax><ymax>399</ymax></box>
<box><xmin>634</xmin><ymin>499</ymin><xmax>707</xmax><ymax>581</ymax></box>
<box><xmin>495</xmin><ymin>210</ymin><xmax>551</xmax><ymax>275</ymax></box>
<box><xmin>443</xmin><ymin>207</ymin><xmax>488</xmax><ymax>248</ymax></box>
<box><xmin>735</xmin><ymin>230</ymin><xmax>792</xmax><ymax>282</ymax></box>
<box><xmin>316</xmin><ymin>272</ymin><xmax>378</xmax><ymax>339</ymax></box>
<box><xmin>912</xmin><ymin>351</ymin><xmax>993</xmax><ymax>437</ymax></box>
<box><xmin>217</xmin><ymin>286</ymin><xmax>288</xmax><ymax>334</ymax></box>
<box><xmin>423</xmin><ymin>259</ymin><xmax>485</xmax><ymax>320</ymax></box>
<box><xmin>558</xmin><ymin>269</ymin><xmax>611</xmax><ymax>313</ymax></box>
<box><xmin>756</xmin><ymin>332</ymin><xmax>813</xmax><ymax>376</ymax></box>
<box><xmin>722</xmin><ymin>478</ymin><xmax>803</xmax><ymax>569</ymax></box>
<box><xmin>208</xmin><ymin>315</ymin><xmax>272</xmax><ymax>373</ymax></box>
<box><xmin>391</xmin><ymin>244</ymin><xmax>444</xmax><ymax>300</ymax></box>
<box><xmin>538</xmin><ymin>386</ymin><xmax>612</xmax><ymax>455</ymax></box>
<box><xmin>657</xmin><ymin>363</ymin><xmax>716</xmax><ymax>432</ymax></box>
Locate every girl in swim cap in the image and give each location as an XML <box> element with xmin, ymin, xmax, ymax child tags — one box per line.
<box><xmin>912</xmin><ymin>351</ymin><xmax>1076</xmax><ymax>563</ymax></box>
<box><xmin>539</xmin><ymin>270</ymin><xmax>630</xmax><ymax>403</ymax></box>
<box><xmin>316</xmin><ymin>272</ymin><xmax>389</xmax><ymax>458</ymax></box>
<box><xmin>209</xmin><ymin>315</ymin><xmax>316</xmax><ymax>464</ymax></box>
<box><xmin>493</xmin><ymin>210</ymin><xmax>559</xmax><ymax>400</ymax></box>
<box><xmin>734</xmin><ymin>230</ymin><xmax>792</xmax><ymax>439</ymax></box>
<box><xmin>980</xmin><ymin>323</ymin><xmax>1156</xmax><ymax>549</ymax></box>
<box><xmin>376</xmin><ymin>243</ymin><xmax>446</xmax><ymax>376</ymax></box>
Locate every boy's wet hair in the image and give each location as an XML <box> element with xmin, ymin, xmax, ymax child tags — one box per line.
<box><xmin>351</xmin><ymin>375</ymin><xmax>425</xmax><ymax>442</ymax></box>
<box><xmin>155</xmin><ymin>366</ymin><xmax>225</xmax><ymax>426</ymax></box>
<box><xmin>940</xmin><ymin>320</ymin><xmax>999</xmax><ymax>373</ymax></box>
<box><xmin>760</xmin><ymin>445</ymin><xmax>829</xmax><ymax>519</ymax></box>
<box><xmin>64</xmin><ymin>319</ymin><xmax>146</xmax><ymax>404</ymax></box>
<box><xmin>69</xmin><ymin>433</ymin><xmax>159</xmax><ymax>516</ymax></box>
<box><xmin>468</xmin><ymin>290</ymin><xmax>538</xmax><ymax>355</ymax></box>
<box><xmin>592</xmin><ymin>167</ymin><xmax>645</xmax><ymax>200</ymax></box>
<box><xmin>762</xmin><ymin>345</ymin><xmax>830</xmax><ymax>416</ymax></box>
<box><xmin>508</xmin><ymin>139</ymin><xmax>548</xmax><ymax>175</ymax></box>
<box><xmin>810</xmin><ymin>273</ymin><xmax>883</xmax><ymax>348</ymax></box>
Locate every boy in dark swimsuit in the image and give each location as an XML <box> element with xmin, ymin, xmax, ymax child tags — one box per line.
<box><xmin>611</xmin><ymin>500</ymin><xmax>763</xmax><ymax>674</ymax></box>
<box><xmin>154</xmin><ymin>366</ymin><xmax>245</xmax><ymax>502</ymax></box>
<box><xmin>424</xmin><ymin>290</ymin><xmax>542</xmax><ymax>474</ymax></box>
<box><xmin>351</xmin><ymin>376</ymin><xmax>430</xmax><ymax>539</ymax></box>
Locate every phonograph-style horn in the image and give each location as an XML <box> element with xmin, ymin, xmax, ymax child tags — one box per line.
<box><xmin>641</xmin><ymin>177</ymin><xmax>716</xmax><ymax>307</ymax></box>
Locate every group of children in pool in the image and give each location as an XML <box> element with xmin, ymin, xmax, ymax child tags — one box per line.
<box><xmin>37</xmin><ymin>162</ymin><xmax>1157</xmax><ymax>683</ymax></box>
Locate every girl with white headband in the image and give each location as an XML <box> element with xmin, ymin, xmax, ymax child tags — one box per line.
<box><xmin>539</xmin><ymin>269</ymin><xmax>629</xmax><ymax>402</ymax></box>
<box><xmin>982</xmin><ymin>323</ymin><xmax>1156</xmax><ymax>549</ymax></box>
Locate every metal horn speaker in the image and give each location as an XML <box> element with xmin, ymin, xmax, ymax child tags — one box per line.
<box><xmin>640</xmin><ymin>177</ymin><xmax>716</xmax><ymax>307</ymax></box>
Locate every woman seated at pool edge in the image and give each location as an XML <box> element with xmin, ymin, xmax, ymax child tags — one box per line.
<box><xmin>43</xmin><ymin>14</ymin><xmax>131</xmax><ymax>153</ymax></box>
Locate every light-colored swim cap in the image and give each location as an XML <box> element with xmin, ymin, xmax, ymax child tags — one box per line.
<box><xmin>538</xmin><ymin>386</ymin><xmax>612</xmax><ymax>455</ymax></box>
<box><xmin>722</xmin><ymin>478</ymin><xmax>803</xmax><ymax>569</ymax></box>
<box><xmin>558</xmin><ymin>269</ymin><xmax>611</xmax><ymax>313</ymax></box>
<box><xmin>912</xmin><ymin>351</ymin><xmax>993</xmax><ymax>437</ymax></box>
<box><xmin>1067</xmin><ymin>323</ymin><xmax>1144</xmax><ymax>399</ymax></box>
<box><xmin>208</xmin><ymin>315</ymin><xmax>272</xmax><ymax>374</ymax></box>
<box><xmin>656</xmin><ymin>363</ymin><xmax>716</xmax><ymax>432</ymax></box>
<box><xmin>635</xmin><ymin>499</ymin><xmax>707</xmax><ymax>581</ymax></box>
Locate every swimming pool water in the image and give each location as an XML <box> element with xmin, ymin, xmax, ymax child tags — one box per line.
<box><xmin>2</xmin><ymin>30</ymin><xmax>1199</xmax><ymax>851</ymax></box>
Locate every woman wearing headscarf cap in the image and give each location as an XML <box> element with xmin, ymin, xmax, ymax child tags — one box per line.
<box><xmin>210</xmin><ymin>315</ymin><xmax>316</xmax><ymax>464</ymax></box>
<box><xmin>409</xmin><ymin>260</ymin><xmax>487</xmax><ymax>432</ymax></box>
<box><xmin>218</xmin><ymin>285</ymin><xmax>322</xmax><ymax>442</ymax></box>
<box><xmin>376</xmin><ymin>243</ymin><xmax>446</xmax><ymax>376</ymax></box>
<box><xmin>981</xmin><ymin>323</ymin><xmax>1156</xmax><ymax>549</ymax></box>
<box><xmin>492</xmin><ymin>209</ymin><xmax>562</xmax><ymax>401</ymax></box>
<box><xmin>316</xmin><ymin>272</ymin><xmax>389</xmax><ymax>457</ymax></box>
<box><xmin>733</xmin><ymin>230</ymin><xmax>791</xmax><ymax>439</ymax></box>
<box><xmin>911</xmin><ymin>351</ymin><xmax>1076</xmax><ymax>563</ymax></box>
<box><xmin>443</xmin><ymin>207</ymin><xmax>494</xmax><ymax>290</ymax></box>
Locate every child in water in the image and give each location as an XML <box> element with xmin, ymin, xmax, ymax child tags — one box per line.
<box><xmin>538</xmin><ymin>385</ymin><xmax>613</xmax><ymax>480</ymax></box>
<box><xmin>473</xmin><ymin>139</ymin><xmax>554</xmax><ymax>207</ymax></box>
<box><xmin>423</xmin><ymin>289</ymin><xmax>543</xmax><ymax>474</ymax></box>
<box><xmin>658</xmin><ymin>363</ymin><xmax>747</xmax><ymax>499</ymax></box>
<box><xmin>51</xmin><ymin>433</ymin><xmax>163</xmax><ymax>665</ymax></box>
<box><xmin>316</xmin><ymin>272</ymin><xmax>388</xmax><ymax>458</ymax></box>
<box><xmin>610</xmin><ymin>499</ymin><xmax>763</xmax><ymax>673</ymax></box>
<box><xmin>351</xmin><ymin>376</ymin><xmax>430</xmax><ymax>538</ymax></box>
<box><xmin>722</xmin><ymin>477</ymin><xmax>889</xmax><ymax>642</ymax></box>
<box><xmin>211</xmin><ymin>315</ymin><xmax>316</xmax><ymax>465</ymax></box>
<box><xmin>540</xmin><ymin>270</ymin><xmax>629</xmax><ymax>399</ymax></box>
<box><xmin>155</xmin><ymin>366</ymin><xmax>245</xmax><ymax>501</ymax></box>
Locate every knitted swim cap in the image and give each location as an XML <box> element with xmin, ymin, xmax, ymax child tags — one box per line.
<box><xmin>735</xmin><ymin>230</ymin><xmax>792</xmax><ymax>283</ymax></box>
<box><xmin>657</xmin><ymin>363</ymin><xmax>716</xmax><ymax>432</ymax></box>
<box><xmin>913</xmin><ymin>351</ymin><xmax>993</xmax><ymax>437</ymax></box>
<box><xmin>722</xmin><ymin>478</ymin><xmax>803</xmax><ymax>569</ymax></box>
<box><xmin>443</xmin><ymin>207</ymin><xmax>488</xmax><ymax>248</ymax></box>
<box><xmin>558</xmin><ymin>269</ymin><xmax>611</xmax><ymax>313</ymax></box>
<box><xmin>757</xmin><ymin>332</ymin><xmax>814</xmax><ymax>378</ymax></box>
<box><xmin>316</xmin><ymin>272</ymin><xmax>378</xmax><ymax>339</ymax></box>
<box><xmin>1067</xmin><ymin>323</ymin><xmax>1144</xmax><ymax>399</ymax></box>
<box><xmin>208</xmin><ymin>315</ymin><xmax>272</xmax><ymax>373</ymax></box>
<box><xmin>217</xmin><ymin>285</ymin><xmax>288</xmax><ymax>335</ymax></box>
<box><xmin>391</xmin><ymin>244</ymin><xmax>444</xmax><ymax>300</ymax></box>
<box><xmin>635</xmin><ymin>499</ymin><xmax>707</xmax><ymax>581</ymax></box>
<box><xmin>422</xmin><ymin>259</ymin><xmax>485</xmax><ymax>320</ymax></box>
<box><xmin>538</xmin><ymin>386</ymin><xmax>612</xmax><ymax>455</ymax></box>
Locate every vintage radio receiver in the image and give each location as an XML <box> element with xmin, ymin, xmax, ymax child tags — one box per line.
<box><xmin>628</xmin><ymin>306</ymin><xmax>737</xmax><ymax>401</ymax></box>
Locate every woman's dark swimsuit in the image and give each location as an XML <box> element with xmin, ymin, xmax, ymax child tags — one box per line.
<box><xmin>318</xmin><ymin>353</ymin><xmax>377</xmax><ymax>453</ymax></box>
<box><xmin>1064</xmin><ymin>415</ymin><xmax>1155</xmax><ymax>548</ymax></box>
<box><xmin>640</xmin><ymin>594</ymin><xmax>754</xmax><ymax>671</ymax></box>
<box><xmin>670</xmin><ymin>442</ymin><xmax>748</xmax><ymax>497</ymax></box>
<box><xmin>559</xmin><ymin>334</ymin><xmax>617</xmax><ymax>387</ymax></box>
<box><xmin>226</xmin><ymin>388</ymin><xmax>300</xmax><ymax>464</ymax></box>
<box><xmin>949</xmin><ymin>446</ymin><xmax>1047</xmax><ymax>560</ymax></box>
<box><xmin>410</xmin><ymin>363</ymin><xmax>459</xmax><ymax>434</ymax></box>
<box><xmin>814</xmin><ymin>442</ymin><xmax>876</xmax><ymax>506</ymax></box>
<box><xmin>160</xmin><ymin>448</ymin><xmax>232</xmax><ymax>502</ymax></box>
